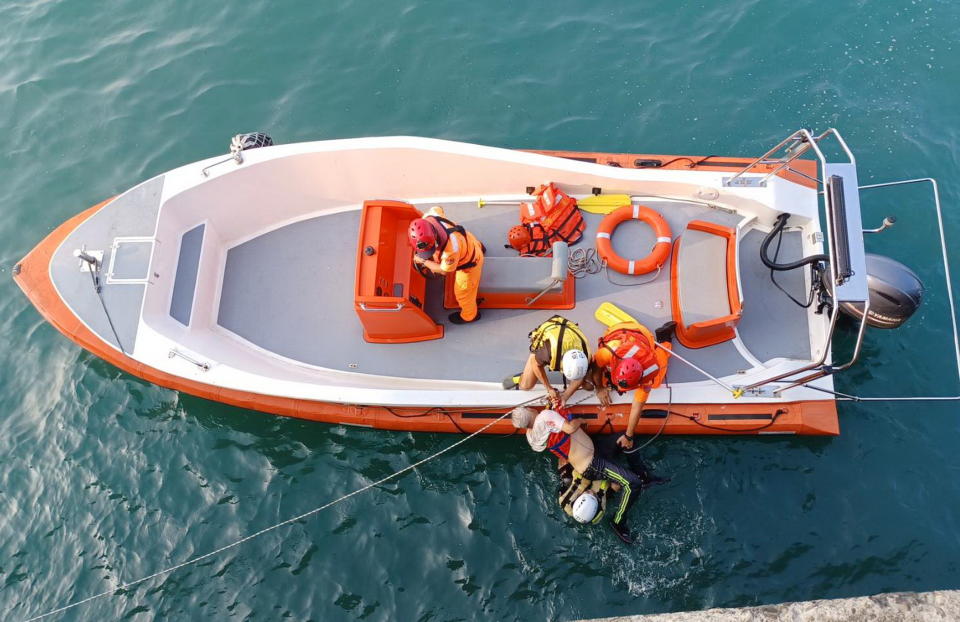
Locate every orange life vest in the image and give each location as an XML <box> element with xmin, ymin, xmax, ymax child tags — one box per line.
<box><xmin>596</xmin><ymin>323</ymin><xmax>662</xmax><ymax>393</ymax></box>
<box><xmin>428</xmin><ymin>215</ymin><xmax>484</xmax><ymax>270</ymax></box>
<box><xmin>515</xmin><ymin>182</ymin><xmax>586</xmax><ymax>256</ymax></box>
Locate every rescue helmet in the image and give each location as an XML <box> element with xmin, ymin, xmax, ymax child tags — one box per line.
<box><xmin>510</xmin><ymin>406</ymin><xmax>537</xmax><ymax>429</ymax></box>
<box><xmin>612</xmin><ymin>357</ymin><xmax>644</xmax><ymax>390</ymax></box>
<box><xmin>507</xmin><ymin>225</ymin><xmax>532</xmax><ymax>252</ymax></box>
<box><xmin>561</xmin><ymin>349</ymin><xmax>589</xmax><ymax>381</ymax></box>
<box><xmin>571</xmin><ymin>491</ymin><xmax>600</xmax><ymax>523</ymax></box>
<box><xmin>408</xmin><ymin>218</ymin><xmax>437</xmax><ymax>255</ymax></box>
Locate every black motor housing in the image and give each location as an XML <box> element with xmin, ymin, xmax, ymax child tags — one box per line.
<box><xmin>838</xmin><ymin>254</ymin><xmax>924</xmax><ymax>329</ymax></box>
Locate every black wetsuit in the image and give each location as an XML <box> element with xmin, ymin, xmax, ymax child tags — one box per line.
<box><xmin>582</xmin><ymin>434</ymin><xmax>654</xmax><ymax>526</ymax></box>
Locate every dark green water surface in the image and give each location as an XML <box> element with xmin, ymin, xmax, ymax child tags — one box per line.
<box><xmin>2</xmin><ymin>1</ymin><xmax>959</xmax><ymax>620</ymax></box>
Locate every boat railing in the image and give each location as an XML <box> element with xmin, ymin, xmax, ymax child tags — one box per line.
<box><xmin>721</xmin><ymin>129</ymin><xmax>869</xmax><ymax>396</ymax></box>
<box><xmin>794</xmin><ymin>177</ymin><xmax>960</xmax><ymax>402</ymax></box>
<box><xmin>720</xmin><ymin>130</ymin><xmax>960</xmax><ymax>402</ymax></box>
<box><xmin>724</xmin><ymin>158</ymin><xmax>960</xmax><ymax>401</ymax></box>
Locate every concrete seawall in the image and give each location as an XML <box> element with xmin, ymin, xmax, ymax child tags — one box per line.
<box><xmin>578</xmin><ymin>590</ymin><xmax>960</xmax><ymax>621</ymax></box>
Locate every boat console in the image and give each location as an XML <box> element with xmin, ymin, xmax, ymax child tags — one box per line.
<box><xmin>354</xmin><ymin>200</ymin><xmax>443</xmax><ymax>343</ymax></box>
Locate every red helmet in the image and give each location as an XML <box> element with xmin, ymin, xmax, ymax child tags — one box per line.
<box><xmin>612</xmin><ymin>357</ymin><xmax>644</xmax><ymax>390</ymax></box>
<box><xmin>507</xmin><ymin>225</ymin><xmax>532</xmax><ymax>252</ymax></box>
<box><xmin>408</xmin><ymin>218</ymin><xmax>437</xmax><ymax>254</ymax></box>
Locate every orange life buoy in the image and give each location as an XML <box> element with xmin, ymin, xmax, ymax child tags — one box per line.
<box><xmin>595</xmin><ymin>205</ymin><xmax>672</xmax><ymax>275</ymax></box>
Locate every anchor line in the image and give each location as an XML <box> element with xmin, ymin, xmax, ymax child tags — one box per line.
<box><xmin>87</xmin><ymin>266</ymin><xmax>127</xmax><ymax>355</ymax></box>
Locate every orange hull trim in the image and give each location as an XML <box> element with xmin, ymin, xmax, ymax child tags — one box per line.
<box><xmin>527</xmin><ymin>149</ymin><xmax>820</xmax><ymax>190</ymax></box>
<box><xmin>14</xmin><ymin>153</ymin><xmax>838</xmax><ymax>437</ymax></box>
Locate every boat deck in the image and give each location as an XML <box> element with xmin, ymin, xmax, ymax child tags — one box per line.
<box><xmin>49</xmin><ymin>175</ymin><xmax>165</xmax><ymax>354</ymax></box>
<box><xmin>217</xmin><ymin>200</ymin><xmax>812</xmax><ymax>384</ymax></box>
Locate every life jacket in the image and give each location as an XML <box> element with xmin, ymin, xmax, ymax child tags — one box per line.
<box><xmin>516</xmin><ymin>182</ymin><xmax>586</xmax><ymax>255</ymax></box>
<box><xmin>597</xmin><ymin>322</ymin><xmax>661</xmax><ymax>393</ymax></box>
<box><xmin>508</xmin><ymin>222</ymin><xmax>553</xmax><ymax>256</ymax></box>
<box><xmin>557</xmin><ymin>464</ymin><xmax>610</xmax><ymax>524</ymax></box>
<box><xmin>427</xmin><ymin>215</ymin><xmax>484</xmax><ymax>270</ymax></box>
<box><xmin>528</xmin><ymin>315</ymin><xmax>590</xmax><ymax>372</ymax></box>
<box><xmin>546</xmin><ymin>407</ymin><xmax>575</xmax><ymax>460</ymax></box>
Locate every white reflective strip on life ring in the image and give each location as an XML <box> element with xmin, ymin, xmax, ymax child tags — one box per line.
<box><xmin>656</xmin><ymin>236</ymin><xmax>672</xmax><ymax>244</ymax></box>
<box><xmin>632</xmin><ymin>204</ymin><xmax>640</xmax><ymax>219</ymax></box>
<box><xmin>526</xmin><ymin>203</ymin><xmax>536</xmax><ymax>217</ymax></box>
<box><xmin>596</xmin><ymin>232</ymin><xmax>611</xmax><ymax>239</ymax></box>
<box><xmin>643</xmin><ymin>363</ymin><xmax>659</xmax><ymax>377</ymax></box>
<box><xmin>623</xmin><ymin>345</ymin><xmax>640</xmax><ymax>359</ymax></box>
<box><xmin>628</xmin><ymin>260</ymin><xmax>636</xmax><ymax>274</ymax></box>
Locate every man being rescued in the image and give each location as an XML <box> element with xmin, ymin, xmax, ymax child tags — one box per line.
<box><xmin>503</xmin><ymin>315</ymin><xmax>593</xmax><ymax>407</ymax></box>
<box><xmin>408</xmin><ymin>206</ymin><xmax>485</xmax><ymax>324</ymax></box>
<box><xmin>591</xmin><ymin>320</ymin><xmax>676</xmax><ymax>450</ymax></box>
<box><xmin>511</xmin><ymin>406</ymin><xmax>665</xmax><ymax>544</ymax></box>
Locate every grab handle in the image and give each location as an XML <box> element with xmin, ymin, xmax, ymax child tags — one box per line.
<box><xmin>358</xmin><ymin>302</ymin><xmax>404</xmax><ymax>312</ymax></box>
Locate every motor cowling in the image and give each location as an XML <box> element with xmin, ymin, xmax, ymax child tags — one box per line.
<box><xmin>231</xmin><ymin>132</ymin><xmax>273</xmax><ymax>152</ymax></box>
<box><xmin>838</xmin><ymin>254</ymin><xmax>924</xmax><ymax>329</ymax></box>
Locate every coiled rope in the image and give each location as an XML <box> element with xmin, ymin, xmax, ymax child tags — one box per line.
<box><xmin>24</xmin><ymin>395</ymin><xmax>546</xmax><ymax>621</ymax></box>
<box><xmin>567</xmin><ymin>247</ymin><xmax>603</xmax><ymax>278</ymax></box>
<box><xmin>567</xmin><ymin>246</ymin><xmax>662</xmax><ymax>287</ymax></box>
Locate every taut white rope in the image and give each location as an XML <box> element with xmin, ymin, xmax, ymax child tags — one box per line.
<box><xmin>23</xmin><ymin>403</ymin><xmax>529</xmax><ymax>622</ymax></box>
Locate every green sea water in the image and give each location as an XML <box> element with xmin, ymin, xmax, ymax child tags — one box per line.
<box><xmin>2</xmin><ymin>1</ymin><xmax>959</xmax><ymax>620</ymax></box>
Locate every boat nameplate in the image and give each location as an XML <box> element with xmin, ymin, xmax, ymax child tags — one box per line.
<box><xmin>722</xmin><ymin>176</ymin><xmax>766</xmax><ymax>188</ymax></box>
<box><xmin>733</xmin><ymin>386</ymin><xmax>780</xmax><ymax>398</ymax></box>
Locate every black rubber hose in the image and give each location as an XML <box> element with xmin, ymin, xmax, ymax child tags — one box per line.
<box><xmin>760</xmin><ymin>213</ymin><xmax>829</xmax><ymax>271</ymax></box>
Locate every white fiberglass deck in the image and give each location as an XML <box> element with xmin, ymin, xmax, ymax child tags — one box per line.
<box><xmin>216</xmin><ymin>200</ymin><xmax>812</xmax><ymax>385</ymax></box>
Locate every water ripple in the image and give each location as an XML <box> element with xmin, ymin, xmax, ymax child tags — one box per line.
<box><xmin>2</xmin><ymin>0</ymin><xmax>960</xmax><ymax>620</ymax></box>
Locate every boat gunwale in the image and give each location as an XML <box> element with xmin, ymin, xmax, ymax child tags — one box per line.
<box><xmin>12</xmin><ymin>143</ymin><xmax>838</xmax><ymax>436</ymax></box>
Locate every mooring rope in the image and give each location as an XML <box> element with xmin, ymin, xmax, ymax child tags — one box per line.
<box><xmin>23</xmin><ymin>396</ymin><xmax>545</xmax><ymax>621</ymax></box>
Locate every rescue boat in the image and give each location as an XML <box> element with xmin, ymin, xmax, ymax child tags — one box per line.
<box><xmin>15</xmin><ymin>130</ymin><xmax>944</xmax><ymax>436</ymax></box>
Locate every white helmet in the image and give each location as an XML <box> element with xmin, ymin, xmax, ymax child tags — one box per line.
<box><xmin>561</xmin><ymin>349</ymin><xmax>589</xmax><ymax>381</ymax></box>
<box><xmin>572</xmin><ymin>491</ymin><xmax>600</xmax><ymax>524</ymax></box>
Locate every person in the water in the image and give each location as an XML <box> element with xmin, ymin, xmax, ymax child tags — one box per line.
<box><xmin>511</xmin><ymin>406</ymin><xmax>666</xmax><ymax>544</ymax></box>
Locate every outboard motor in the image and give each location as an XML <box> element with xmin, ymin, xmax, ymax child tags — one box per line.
<box><xmin>838</xmin><ymin>253</ymin><xmax>924</xmax><ymax>329</ymax></box>
<box><xmin>201</xmin><ymin>131</ymin><xmax>274</xmax><ymax>177</ymax></box>
<box><xmin>230</xmin><ymin>132</ymin><xmax>273</xmax><ymax>163</ymax></box>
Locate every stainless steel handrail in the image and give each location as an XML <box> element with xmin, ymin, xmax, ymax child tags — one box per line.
<box><xmin>772</xmin><ymin>178</ymin><xmax>958</xmax><ymax>400</ymax></box>
<box><xmin>725</xmin><ymin>130</ymin><xmax>808</xmax><ymax>186</ymax></box>
<box><xmin>737</xmin><ymin>129</ymin><xmax>841</xmax><ymax>393</ymax></box>
<box><xmin>168</xmin><ymin>348</ymin><xmax>211</xmax><ymax>371</ymax></box>
<box><xmin>734</xmin><ymin>128</ymin><xmax>900</xmax><ymax>395</ymax></box>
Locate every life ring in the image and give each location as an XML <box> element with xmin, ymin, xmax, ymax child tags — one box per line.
<box><xmin>595</xmin><ymin>205</ymin><xmax>672</xmax><ymax>275</ymax></box>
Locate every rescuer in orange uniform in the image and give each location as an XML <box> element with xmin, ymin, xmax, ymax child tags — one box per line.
<box><xmin>592</xmin><ymin>321</ymin><xmax>676</xmax><ymax>449</ymax></box>
<box><xmin>409</xmin><ymin>207</ymin><xmax>485</xmax><ymax>324</ymax></box>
